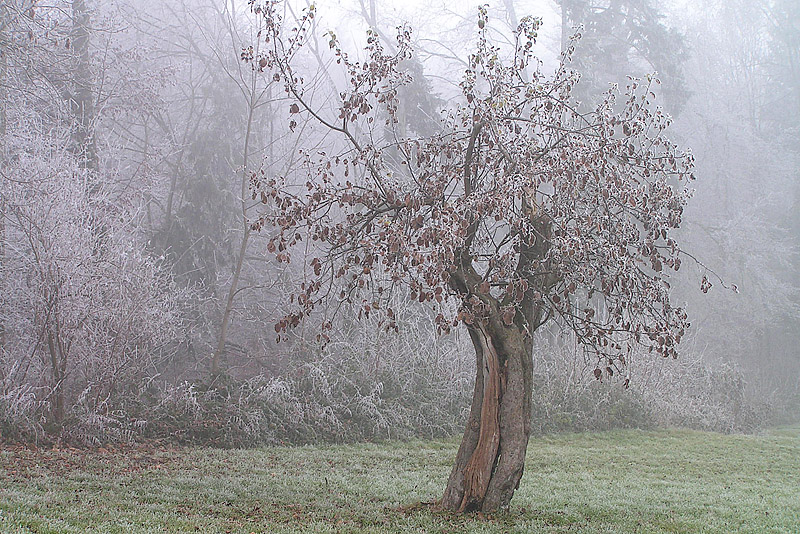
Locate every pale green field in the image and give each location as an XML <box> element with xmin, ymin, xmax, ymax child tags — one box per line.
<box><xmin>1</xmin><ymin>427</ymin><xmax>798</xmax><ymax>533</ymax></box>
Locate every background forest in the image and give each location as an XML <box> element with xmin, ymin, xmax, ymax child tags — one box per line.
<box><xmin>0</xmin><ymin>0</ymin><xmax>798</xmax><ymax>446</ymax></box>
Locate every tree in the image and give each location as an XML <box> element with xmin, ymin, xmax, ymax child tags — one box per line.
<box><xmin>68</xmin><ymin>0</ymin><xmax>99</xmax><ymax>179</ymax></box>
<box><xmin>761</xmin><ymin>0</ymin><xmax>800</xmax><ymax>136</ymax></box>
<box><xmin>0</xmin><ymin>1</ymin><xmax>9</xmax><ymax>356</ymax></box>
<box><xmin>557</xmin><ymin>0</ymin><xmax>688</xmax><ymax>111</ymax></box>
<box><xmin>110</xmin><ymin>0</ymin><xmax>289</xmax><ymax>381</ymax></box>
<box><xmin>2</xmin><ymin>155</ymin><xmax>182</xmax><ymax>431</ymax></box>
<box><xmin>0</xmin><ymin>0</ymin><xmax>186</xmax><ymax>435</ymax></box>
<box><xmin>667</xmin><ymin>0</ymin><xmax>799</xmax><ymax>399</ymax></box>
<box><xmin>249</xmin><ymin>3</ymin><xmax>696</xmax><ymax>511</ymax></box>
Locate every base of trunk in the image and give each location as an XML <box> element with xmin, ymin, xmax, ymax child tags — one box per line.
<box><xmin>441</xmin><ymin>321</ymin><xmax>533</xmax><ymax>512</ymax></box>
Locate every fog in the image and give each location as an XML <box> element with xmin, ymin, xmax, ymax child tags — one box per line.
<box><xmin>0</xmin><ymin>0</ymin><xmax>797</xmax><ymax>446</ymax></box>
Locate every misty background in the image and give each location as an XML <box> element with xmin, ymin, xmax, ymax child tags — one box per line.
<box><xmin>0</xmin><ymin>0</ymin><xmax>798</xmax><ymax>445</ymax></box>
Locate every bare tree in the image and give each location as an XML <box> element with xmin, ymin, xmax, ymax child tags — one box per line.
<box><xmin>0</xmin><ymin>1</ymin><xmax>9</xmax><ymax>357</ymax></box>
<box><xmin>68</xmin><ymin>0</ymin><xmax>99</xmax><ymax>178</ymax></box>
<box><xmin>115</xmin><ymin>0</ymin><xmax>310</xmax><ymax>381</ymax></box>
<box><xmin>209</xmin><ymin>1</ymin><xmax>274</xmax><ymax>379</ymax></box>
<box><xmin>0</xmin><ymin>0</ymin><xmax>185</xmax><ymax>433</ymax></box>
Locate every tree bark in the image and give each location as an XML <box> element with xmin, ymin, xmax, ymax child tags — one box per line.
<box><xmin>441</xmin><ymin>318</ymin><xmax>533</xmax><ymax>512</ymax></box>
<box><xmin>46</xmin><ymin>328</ymin><xmax>65</xmax><ymax>426</ymax></box>
<box><xmin>69</xmin><ymin>0</ymin><xmax>107</xmax><ymax>257</ymax></box>
<box><xmin>441</xmin><ymin>324</ymin><xmax>486</xmax><ymax>509</ymax></box>
<box><xmin>0</xmin><ymin>1</ymin><xmax>7</xmax><ymax>356</ymax></box>
<box><xmin>70</xmin><ymin>0</ymin><xmax>98</xmax><ymax>178</ymax></box>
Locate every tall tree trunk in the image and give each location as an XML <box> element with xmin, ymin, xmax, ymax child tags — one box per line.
<box><xmin>441</xmin><ymin>158</ymin><xmax>547</xmax><ymax>511</ymax></box>
<box><xmin>210</xmin><ymin>15</ymin><xmax>261</xmax><ymax>379</ymax></box>
<box><xmin>561</xmin><ymin>1</ymin><xmax>568</xmax><ymax>53</ymax></box>
<box><xmin>441</xmin><ymin>319</ymin><xmax>533</xmax><ymax>512</ymax></box>
<box><xmin>0</xmin><ymin>1</ymin><xmax>8</xmax><ymax>357</ymax></box>
<box><xmin>70</xmin><ymin>0</ymin><xmax>98</xmax><ymax>178</ymax></box>
<box><xmin>70</xmin><ymin>0</ymin><xmax>106</xmax><ymax>256</ymax></box>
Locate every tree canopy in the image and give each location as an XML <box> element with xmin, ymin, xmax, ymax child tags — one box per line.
<box><xmin>248</xmin><ymin>2</ymin><xmax>700</xmax><ymax>511</ymax></box>
<box><xmin>252</xmin><ymin>3</ymin><xmax>696</xmax><ymax>372</ymax></box>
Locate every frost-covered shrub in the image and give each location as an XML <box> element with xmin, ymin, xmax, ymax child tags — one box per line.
<box><xmin>131</xmin><ymin>324</ymin><xmax>473</xmax><ymax>447</ymax></box>
<box><xmin>526</xmin><ymin>335</ymin><xmax>772</xmax><ymax>435</ymax></box>
<box><xmin>530</xmin><ymin>376</ymin><xmax>656</xmax><ymax>434</ymax></box>
<box><xmin>0</xmin><ymin>383</ymin><xmax>47</xmax><ymax>443</ymax></box>
<box><xmin>0</xmin><ymin>141</ymin><xmax>187</xmax><ymax>439</ymax></box>
<box><xmin>643</xmin><ymin>358</ymin><xmax>770</xmax><ymax>433</ymax></box>
<box><xmin>110</xmin><ymin>301</ymin><xmax>472</xmax><ymax>447</ymax></box>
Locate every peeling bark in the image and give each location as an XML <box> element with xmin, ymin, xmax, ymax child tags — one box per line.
<box><xmin>440</xmin><ymin>325</ymin><xmax>485</xmax><ymax>509</ymax></box>
<box><xmin>458</xmin><ymin>325</ymin><xmax>502</xmax><ymax>511</ymax></box>
<box><xmin>441</xmin><ymin>320</ymin><xmax>533</xmax><ymax>512</ymax></box>
<box><xmin>483</xmin><ymin>328</ymin><xmax>532</xmax><ymax>510</ymax></box>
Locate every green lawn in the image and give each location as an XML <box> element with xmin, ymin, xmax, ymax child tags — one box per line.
<box><xmin>1</xmin><ymin>427</ymin><xmax>798</xmax><ymax>533</ymax></box>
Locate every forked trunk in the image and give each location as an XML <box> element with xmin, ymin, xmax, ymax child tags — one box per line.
<box><xmin>441</xmin><ymin>320</ymin><xmax>533</xmax><ymax>512</ymax></box>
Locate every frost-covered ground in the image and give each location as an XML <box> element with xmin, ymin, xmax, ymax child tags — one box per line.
<box><xmin>1</xmin><ymin>427</ymin><xmax>798</xmax><ymax>533</ymax></box>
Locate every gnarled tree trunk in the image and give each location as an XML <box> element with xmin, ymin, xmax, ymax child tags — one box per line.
<box><xmin>441</xmin><ymin>204</ymin><xmax>548</xmax><ymax>513</ymax></box>
<box><xmin>441</xmin><ymin>318</ymin><xmax>533</xmax><ymax>512</ymax></box>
